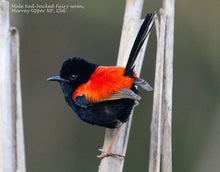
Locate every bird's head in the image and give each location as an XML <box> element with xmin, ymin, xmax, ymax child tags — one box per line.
<box><xmin>47</xmin><ymin>57</ymin><xmax>98</xmax><ymax>97</ymax></box>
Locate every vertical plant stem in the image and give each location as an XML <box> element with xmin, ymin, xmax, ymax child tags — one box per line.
<box><xmin>161</xmin><ymin>0</ymin><xmax>175</xmax><ymax>172</ymax></box>
<box><xmin>0</xmin><ymin>1</ymin><xmax>16</xmax><ymax>171</ymax></box>
<box><xmin>148</xmin><ymin>9</ymin><xmax>166</xmax><ymax>172</ymax></box>
<box><xmin>149</xmin><ymin>0</ymin><xmax>174</xmax><ymax>170</ymax></box>
<box><xmin>0</xmin><ymin>1</ymin><xmax>26</xmax><ymax>172</ymax></box>
<box><xmin>11</xmin><ymin>27</ymin><xmax>26</xmax><ymax>172</ymax></box>
<box><xmin>98</xmin><ymin>0</ymin><xmax>152</xmax><ymax>171</ymax></box>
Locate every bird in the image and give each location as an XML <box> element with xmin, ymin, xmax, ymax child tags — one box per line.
<box><xmin>47</xmin><ymin>13</ymin><xmax>155</xmax><ymax>160</ymax></box>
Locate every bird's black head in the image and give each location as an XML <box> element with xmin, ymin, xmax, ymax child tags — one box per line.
<box><xmin>47</xmin><ymin>57</ymin><xmax>98</xmax><ymax>99</ymax></box>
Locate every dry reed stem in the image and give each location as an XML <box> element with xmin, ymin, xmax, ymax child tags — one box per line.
<box><xmin>161</xmin><ymin>0</ymin><xmax>175</xmax><ymax>171</ymax></box>
<box><xmin>149</xmin><ymin>0</ymin><xmax>174</xmax><ymax>171</ymax></box>
<box><xmin>148</xmin><ymin>9</ymin><xmax>166</xmax><ymax>172</ymax></box>
<box><xmin>0</xmin><ymin>1</ymin><xmax>26</xmax><ymax>172</ymax></box>
<box><xmin>98</xmin><ymin>0</ymin><xmax>152</xmax><ymax>171</ymax></box>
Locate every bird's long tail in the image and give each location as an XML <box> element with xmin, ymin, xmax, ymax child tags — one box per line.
<box><xmin>124</xmin><ymin>13</ymin><xmax>155</xmax><ymax>76</ymax></box>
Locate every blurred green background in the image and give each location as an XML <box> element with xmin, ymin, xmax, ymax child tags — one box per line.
<box><xmin>10</xmin><ymin>0</ymin><xmax>220</xmax><ymax>171</ymax></box>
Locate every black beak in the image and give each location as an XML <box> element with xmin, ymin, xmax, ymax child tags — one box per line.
<box><xmin>47</xmin><ymin>76</ymin><xmax>70</xmax><ymax>82</ymax></box>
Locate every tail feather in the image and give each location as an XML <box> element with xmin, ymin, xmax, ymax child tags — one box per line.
<box><xmin>124</xmin><ymin>12</ymin><xmax>155</xmax><ymax>76</ymax></box>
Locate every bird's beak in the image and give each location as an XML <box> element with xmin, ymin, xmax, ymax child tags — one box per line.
<box><xmin>47</xmin><ymin>76</ymin><xmax>70</xmax><ymax>82</ymax></box>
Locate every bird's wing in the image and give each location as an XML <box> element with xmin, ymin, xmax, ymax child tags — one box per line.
<box><xmin>133</xmin><ymin>78</ymin><xmax>153</xmax><ymax>91</ymax></box>
<box><xmin>103</xmin><ymin>88</ymin><xmax>141</xmax><ymax>101</ymax></box>
<box><xmin>74</xmin><ymin>88</ymin><xmax>140</xmax><ymax>109</ymax></box>
<box><xmin>74</xmin><ymin>95</ymin><xmax>88</xmax><ymax>108</ymax></box>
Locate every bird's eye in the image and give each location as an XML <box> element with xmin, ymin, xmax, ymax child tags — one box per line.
<box><xmin>70</xmin><ymin>74</ymin><xmax>77</xmax><ymax>80</ymax></box>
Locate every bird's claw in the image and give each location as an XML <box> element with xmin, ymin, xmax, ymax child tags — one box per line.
<box><xmin>97</xmin><ymin>149</ymin><xmax>125</xmax><ymax>160</ymax></box>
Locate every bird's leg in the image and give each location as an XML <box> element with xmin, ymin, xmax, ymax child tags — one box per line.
<box><xmin>97</xmin><ymin>126</ymin><xmax>124</xmax><ymax>160</ymax></box>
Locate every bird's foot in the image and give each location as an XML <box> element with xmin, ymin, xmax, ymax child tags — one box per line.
<box><xmin>97</xmin><ymin>149</ymin><xmax>125</xmax><ymax>160</ymax></box>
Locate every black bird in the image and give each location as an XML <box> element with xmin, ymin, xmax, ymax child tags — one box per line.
<box><xmin>47</xmin><ymin>13</ymin><xmax>155</xmax><ymax>159</ymax></box>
